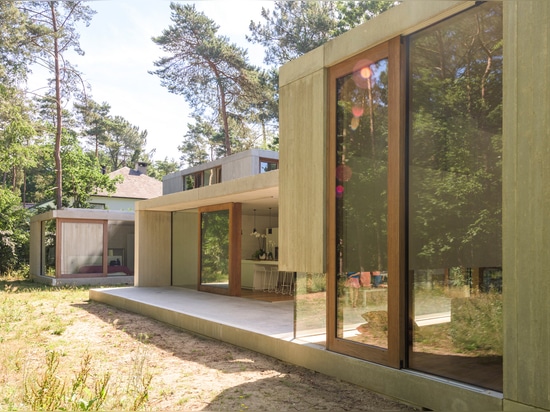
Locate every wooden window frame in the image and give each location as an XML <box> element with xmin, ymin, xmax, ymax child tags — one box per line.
<box><xmin>327</xmin><ymin>37</ymin><xmax>406</xmax><ymax>368</ymax></box>
<box><xmin>197</xmin><ymin>202</ymin><xmax>242</xmax><ymax>296</ymax></box>
<box><xmin>57</xmin><ymin>218</ymin><xmax>108</xmax><ymax>277</ymax></box>
<box><xmin>260</xmin><ymin>158</ymin><xmax>279</xmax><ymax>173</ymax></box>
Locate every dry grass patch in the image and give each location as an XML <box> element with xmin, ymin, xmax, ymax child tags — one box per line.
<box><xmin>0</xmin><ymin>273</ymin><xmax>417</xmax><ymax>411</ymax></box>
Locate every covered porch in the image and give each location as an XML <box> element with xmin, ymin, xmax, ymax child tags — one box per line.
<box><xmin>134</xmin><ymin>171</ymin><xmax>282</xmax><ymax>295</ymax></box>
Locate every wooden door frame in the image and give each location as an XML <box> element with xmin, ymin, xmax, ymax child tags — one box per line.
<box><xmin>197</xmin><ymin>202</ymin><xmax>242</xmax><ymax>296</ymax></box>
<box><xmin>56</xmin><ymin>218</ymin><xmax>108</xmax><ymax>277</ymax></box>
<box><xmin>326</xmin><ymin>37</ymin><xmax>406</xmax><ymax>368</ymax></box>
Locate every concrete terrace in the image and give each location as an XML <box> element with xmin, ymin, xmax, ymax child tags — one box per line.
<box><xmin>90</xmin><ymin>287</ymin><xmax>502</xmax><ymax>411</ymax></box>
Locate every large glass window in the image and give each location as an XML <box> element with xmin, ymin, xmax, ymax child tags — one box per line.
<box><xmin>408</xmin><ymin>2</ymin><xmax>503</xmax><ymax>391</ymax></box>
<box><xmin>41</xmin><ymin>220</ymin><xmax>56</xmax><ymax>277</ymax></box>
<box><xmin>204</xmin><ymin>166</ymin><xmax>221</xmax><ymax>186</ymax></box>
<box><xmin>60</xmin><ymin>221</ymin><xmax>104</xmax><ymax>275</ymax></box>
<box><xmin>260</xmin><ymin>158</ymin><xmax>278</xmax><ymax>173</ymax></box>
<box><xmin>328</xmin><ymin>2</ymin><xmax>502</xmax><ymax>388</ymax></box>
<box><xmin>200</xmin><ymin>209</ymin><xmax>230</xmax><ymax>289</ymax></box>
<box><xmin>334</xmin><ymin>57</ymin><xmax>389</xmax><ymax>349</ymax></box>
<box><xmin>295</xmin><ymin>272</ymin><xmax>327</xmax><ymax>345</ymax></box>
<box><xmin>107</xmin><ymin>221</ymin><xmax>134</xmax><ymax>276</ymax></box>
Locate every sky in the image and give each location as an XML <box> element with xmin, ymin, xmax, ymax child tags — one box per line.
<box><xmin>28</xmin><ymin>0</ymin><xmax>273</xmax><ymax>162</ymax></box>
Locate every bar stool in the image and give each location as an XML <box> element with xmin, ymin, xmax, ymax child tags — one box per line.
<box><xmin>279</xmin><ymin>271</ymin><xmax>295</xmax><ymax>295</ymax></box>
<box><xmin>262</xmin><ymin>265</ymin><xmax>276</xmax><ymax>292</ymax></box>
<box><xmin>254</xmin><ymin>265</ymin><xmax>267</xmax><ymax>291</ymax></box>
<box><xmin>267</xmin><ymin>267</ymin><xmax>279</xmax><ymax>293</ymax></box>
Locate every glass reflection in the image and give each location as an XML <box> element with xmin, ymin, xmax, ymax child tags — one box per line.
<box><xmin>335</xmin><ymin>58</ymin><xmax>389</xmax><ymax>348</ymax></box>
<box><xmin>60</xmin><ymin>222</ymin><xmax>103</xmax><ymax>275</ymax></box>
<box><xmin>408</xmin><ymin>2</ymin><xmax>503</xmax><ymax>391</ymax></box>
<box><xmin>200</xmin><ymin>210</ymin><xmax>230</xmax><ymax>288</ymax></box>
<box><xmin>295</xmin><ymin>272</ymin><xmax>327</xmax><ymax>345</ymax></box>
<box><xmin>42</xmin><ymin>220</ymin><xmax>56</xmax><ymax>277</ymax></box>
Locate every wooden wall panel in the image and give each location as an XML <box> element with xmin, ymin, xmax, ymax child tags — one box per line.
<box><xmin>503</xmin><ymin>1</ymin><xmax>550</xmax><ymax>409</ymax></box>
<box><xmin>279</xmin><ymin>66</ymin><xmax>327</xmax><ymax>274</ymax></box>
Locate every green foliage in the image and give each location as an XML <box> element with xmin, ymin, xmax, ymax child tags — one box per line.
<box><xmin>152</xmin><ymin>3</ymin><xmax>274</xmax><ymax>157</ymax></box>
<box><xmin>334</xmin><ymin>1</ymin><xmax>396</xmax><ymax>37</ymax></box>
<box><xmin>247</xmin><ymin>1</ymin><xmax>339</xmax><ymax>66</ymax></box>
<box><xmin>179</xmin><ymin>116</ymin><xmax>225</xmax><ymax>167</ymax></box>
<box><xmin>450</xmin><ymin>293</ymin><xmax>503</xmax><ymax>354</ymax></box>
<box><xmin>247</xmin><ymin>1</ymin><xmax>396</xmax><ymax>66</ymax></box>
<box><xmin>0</xmin><ymin>188</ymin><xmax>29</xmax><ymax>273</ymax></box>
<box><xmin>0</xmin><ymin>0</ymin><xmax>34</xmax><ymax>83</ymax></box>
<box><xmin>24</xmin><ymin>351</ymin><xmax>117</xmax><ymax>411</ymax></box>
<box><xmin>200</xmin><ymin>210</ymin><xmax>230</xmax><ymax>284</ymax></box>
<box><xmin>147</xmin><ymin>158</ymin><xmax>180</xmax><ymax>181</ymax></box>
<box><xmin>20</xmin><ymin>1</ymin><xmax>96</xmax><ymax>209</ymax></box>
<box><xmin>408</xmin><ymin>4</ymin><xmax>503</xmax><ymax>268</ymax></box>
<box><xmin>61</xmin><ymin>135</ymin><xmax>121</xmax><ymax>208</ymax></box>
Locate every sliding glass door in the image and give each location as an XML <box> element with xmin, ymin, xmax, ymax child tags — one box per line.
<box><xmin>328</xmin><ymin>39</ymin><xmax>405</xmax><ymax>366</ymax></box>
<box><xmin>198</xmin><ymin>203</ymin><xmax>242</xmax><ymax>296</ymax></box>
<box><xmin>328</xmin><ymin>3</ymin><xmax>502</xmax><ymax>387</ymax></box>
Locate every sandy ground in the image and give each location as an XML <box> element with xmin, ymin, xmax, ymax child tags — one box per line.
<box><xmin>61</xmin><ymin>298</ymin><xmax>418</xmax><ymax>411</ymax></box>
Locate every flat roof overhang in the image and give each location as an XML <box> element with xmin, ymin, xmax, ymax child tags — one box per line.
<box><xmin>30</xmin><ymin>208</ymin><xmax>135</xmax><ymax>223</ymax></box>
<box><xmin>136</xmin><ymin>170</ymin><xmax>279</xmax><ymax>215</ymax></box>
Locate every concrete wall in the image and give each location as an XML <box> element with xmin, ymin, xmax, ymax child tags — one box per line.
<box><xmin>163</xmin><ymin>149</ymin><xmax>279</xmax><ymax>195</ymax></box>
<box><xmin>279</xmin><ymin>51</ymin><xmax>326</xmax><ymax>274</ymax></box>
<box><xmin>503</xmin><ymin>2</ymin><xmax>550</xmax><ymax>411</ymax></box>
<box><xmin>90</xmin><ymin>196</ymin><xmax>138</xmax><ymax>211</ymax></box>
<box><xmin>135</xmin><ymin>210</ymin><xmax>172</xmax><ymax>286</ymax></box>
<box><xmin>172</xmin><ymin>210</ymin><xmax>199</xmax><ymax>288</ymax></box>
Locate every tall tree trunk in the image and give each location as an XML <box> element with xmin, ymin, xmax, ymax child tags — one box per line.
<box><xmin>12</xmin><ymin>166</ymin><xmax>17</xmax><ymax>193</ymax></box>
<box><xmin>22</xmin><ymin>169</ymin><xmax>27</xmax><ymax>207</ymax></box>
<box><xmin>50</xmin><ymin>2</ymin><xmax>63</xmax><ymax>209</ymax></box>
<box><xmin>218</xmin><ymin>82</ymin><xmax>231</xmax><ymax>156</ymax></box>
<box><xmin>211</xmin><ymin>64</ymin><xmax>232</xmax><ymax>156</ymax></box>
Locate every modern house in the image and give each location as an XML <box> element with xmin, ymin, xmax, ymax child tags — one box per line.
<box><xmin>29</xmin><ymin>163</ymin><xmax>162</xmax><ymax>286</ymax></box>
<box><xmin>162</xmin><ymin>149</ymin><xmax>279</xmax><ymax>195</ymax></box>
<box><xmin>90</xmin><ymin>2</ymin><xmax>550</xmax><ymax>411</ymax></box>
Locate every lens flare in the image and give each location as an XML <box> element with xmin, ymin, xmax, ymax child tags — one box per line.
<box><xmin>336</xmin><ymin>164</ymin><xmax>352</xmax><ymax>182</ymax></box>
<box><xmin>360</xmin><ymin>66</ymin><xmax>372</xmax><ymax>79</ymax></box>
<box><xmin>352</xmin><ymin>106</ymin><xmax>364</xmax><ymax>117</ymax></box>
<box><xmin>352</xmin><ymin>59</ymin><xmax>374</xmax><ymax>89</ymax></box>
<box><xmin>350</xmin><ymin>116</ymin><xmax>360</xmax><ymax>130</ymax></box>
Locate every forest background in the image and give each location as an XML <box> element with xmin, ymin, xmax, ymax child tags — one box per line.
<box><xmin>0</xmin><ymin>0</ymin><xmax>395</xmax><ymax>274</ymax></box>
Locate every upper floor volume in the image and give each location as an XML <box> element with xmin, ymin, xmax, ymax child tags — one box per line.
<box><xmin>162</xmin><ymin>149</ymin><xmax>279</xmax><ymax>195</ymax></box>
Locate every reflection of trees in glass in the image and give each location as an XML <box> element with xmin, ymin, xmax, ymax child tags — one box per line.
<box><xmin>200</xmin><ymin>210</ymin><xmax>229</xmax><ymax>284</ymax></box>
<box><xmin>43</xmin><ymin>220</ymin><xmax>56</xmax><ymax>277</ymax></box>
<box><xmin>409</xmin><ymin>3</ymin><xmax>503</xmax><ymax>270</ymax></box>
<box><xmin>336</xmin><ymin>60</ymin><xmax>389</xmax><ymax>274</ymax></box>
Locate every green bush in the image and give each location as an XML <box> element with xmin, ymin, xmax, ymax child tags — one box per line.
<box><xmin>0</xmin><ymin>188</ymin><xmax>30</xmax><ymax>274</ymax></box>
<box><xmin>450</xmin><ymin>292</ymin><xmax>503</xmax><ymax>354</ymax></box>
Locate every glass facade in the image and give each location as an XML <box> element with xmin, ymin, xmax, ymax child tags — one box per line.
<box><xmin>330</xmin><ymin>2</ymin><xmax>503</xmax><ymax>390</ymax></box>
<box><xmin>41</xmin><ymin>220</ymin><xmax>56</xmax><ymax>277</ymax></box>
<box><xmin>408</xmin><ymin>2</ymin><xmax>503</xmax><ymax>390</ymax></box>
<box><xmin>295</xmin><ymin>272</ymin><xmax>327</xmax><ymax>344</ymax></box>
<box><xmin>60</xmin><ymin>222</ymin><xmax>104</xmax><ymax>275</ymax></box>
<box><xmin>184</xmin><ymin>167</ymin><xmax>221</xmax><ymax>190</ymax></box>
<box><xmin>200</xmin><ymin>209</ymin><xmax>230</xmax><ymax>288</ymax></box>
<box><xmin>335</xmin><ymin>58</ymin><xmax>389</xmax><ymax>349</ymax></box>
<box><xmin>107</xmin><ymin>221</ymin><xmax>134</xmax><ymax>275</ymax></box>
